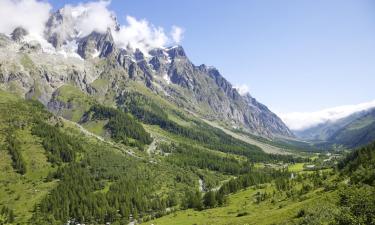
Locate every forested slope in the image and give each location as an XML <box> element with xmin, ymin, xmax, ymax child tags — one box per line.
<box><xmin>0</xmin><ymin>89</ymin><xmax>301</xmax><ymax>224</ymax></box>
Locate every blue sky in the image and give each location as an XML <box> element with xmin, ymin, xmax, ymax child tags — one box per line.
<box><xmin>49</xmin><ymin>0</ymin><xmax>375</xmax><ymax>115</ymax></box>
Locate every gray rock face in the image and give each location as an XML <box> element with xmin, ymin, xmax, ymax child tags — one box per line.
<box><xmin>77</xmin><ymin>30</ymin><xmax>115</xmax><ymax>59</ymax></box>
<box><xmin>167</xmin><ymin>46</ymin><xmax>186</xmax><ymax>58</ymax></box>
<box><xmin>44</xmin><ymin>10</ymin><xmax>69</xmax><ymax>48</ymax></box>
<box><xmin>11</xmin><ymin>27</ymin><xmax>28</xmax><ymax>42</ymax></box>
<box><xmin>0</xmin><ymin>17</ymin><xmax>293</xmax><ymax>138</ymax></box>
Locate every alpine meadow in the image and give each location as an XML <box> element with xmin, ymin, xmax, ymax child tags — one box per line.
<box><xmin>0</xmin><ymin>1</ymin><xmax>374</xmax><ymax>225</ymax></box>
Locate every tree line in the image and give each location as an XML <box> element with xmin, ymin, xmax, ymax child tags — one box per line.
<box><xmin>117</xmin><ymin>92</ymin><xmax>302</xmax><ymax>163</ymax></box>
<box><xmin>6</xmin><ymin>130</ymin><xmax>26</xmax><ymax>174</ymax></box>
<box><xmin>165</xmin><ymin>143</ymin><xmax>251</xmax><ymax>175</ymax></box>
<box><xmin>184</xmin><ymin>168</ymin><xmax>290</xmax><ymax>210</ymax></box>
<box><xmin>31</xmin><ymin>120</ymin><xmax>81</xmax><ymax>165</ymax></box>
<box><xmin>86</xmin><ymin>104</ymin><xmax>152</xmax><ymax>148</ymax></box>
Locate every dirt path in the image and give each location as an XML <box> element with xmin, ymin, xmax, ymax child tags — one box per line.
<box><xmin>146</xmin><ymin>138</ymin><xmax>157</xmax><ymax>155</ymax></box>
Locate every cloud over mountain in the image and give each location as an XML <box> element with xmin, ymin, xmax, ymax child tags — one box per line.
<box><xmin>171</xmin><ymin>26</ymin><xmax>184</xmax><ymax>43</ymax></box>
<box><xmin>0</xmin><ymin>0</ymin><xmax>184</xmax><ymax>53</ymax></box>
<box><xmin>280</xmin><ymin>99</ymin><xmax>375</xmax><ymax>130</ymax></box>
<box><xmin>0</xmin><ymin>0</ymin><xmax>51</xmax><ymax>40</ymax></box>
<box><xmin>234</xmin><ymin>84</ymin><xmax>250</xmax><ymax>96</ymax></box>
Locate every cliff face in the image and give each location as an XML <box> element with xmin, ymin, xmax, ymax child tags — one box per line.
<box><xmin>0</xmin><ymin>19</ymin><xmax>293</xmax><ymax>138</ymax></box>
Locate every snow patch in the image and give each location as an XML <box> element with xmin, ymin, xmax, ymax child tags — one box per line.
<box><xmin>163</xmin><ymin>73</ymin><xmax>171</xmax><ymax>84</ymax></box>
<box><xmin>57</xmin><ymin>40</ymin><xmax>82</xmax><ymax>59</ymax></box>
<box><xmin>92</xmin><ymin>49</ymin><xmax>100</xmax><ymax>58</ymax></box>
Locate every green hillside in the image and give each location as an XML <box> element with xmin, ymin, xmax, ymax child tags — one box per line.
<box><xmin>1</xmin><ymin>87</ymin><xmax>374</xmax><ymax>225</ymax></box>
<box><xmin>0</xmin><ymin>6</ymin><xmax>374</xmax><ymax>224</ymax></box>
<box><xmin>297</xmin><ymin>108</ymin><xmax>375</xmax><ymax>150</ymax></box>
<box><xmin>328</xmin><ymin>109</ymin><xmax>375</xmax><ymax>149</ymax></box>
<box><xmin>143</xmin><ymin>141</ymin><xmax>375</xmax><ymax>225</ymax></box>
<box><xmin>0</xmin><ymin>90</ymin><xmax>303</xmax><ymax>224</ymax></box>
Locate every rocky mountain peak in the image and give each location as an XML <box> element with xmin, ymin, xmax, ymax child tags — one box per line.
<box><xmin>45</xmin><ymin>9</ymin><xmax>75</xmax><ymax>49</ymax></box>
<box><xmin>77</xmin><ymin>29</ymin><xmax>115</xmax><ymax>59</ymax></box>
<box><xmin>166</xmin><ymin>45</ymin><xmax>186</xmax><ymax>59</ymax></box>
<box><xmin>0</xmin><ymin>8</ymin><xmax>294</xmax><ymax>138</ymax></box>
<box><xmin>134</xmin><ymin>49</ymin><xmax>146</xmax><ymax>61</ymax></box>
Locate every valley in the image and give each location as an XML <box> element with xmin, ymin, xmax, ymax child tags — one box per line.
<box><xmin>0</xmin><ymin>2</ymin><xmax>374</xmax><ymax>224</ymax></box>
<box><xmin>1</xmin><ymin>86</ymin><xmax>373</xmax><ymax>225</ymax></box>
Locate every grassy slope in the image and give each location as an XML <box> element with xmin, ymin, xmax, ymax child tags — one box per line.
<box><xmin>58</xmin><ymin>80</ymin><xmax>301</xmax><ymax>157</ymax></box>
<box><xmin>142</xmin><ymin>153</ymin><xmax>339</xmax><ymax>225</ymax></box>
<box><xmin>55</xmin><ymin>84</ymin><xmax>94</xmax><ymax>122</ymax></box>
<box><xmin>82</xmin><ymin>120</ymin><xmax>108</xmax><ymax>136</ymax></box>
<box><xmin>141</xmin><ymin>186</ymin><xmax>335</xmax><ymax>225</ymax></box>
<box><xmin>329</xmin><ymin>111</ymin><xmax>375</xmax><ymax>148</ymax></box>
<box><xmin>0</xmin><ymin>91</ymin><xmax>57</xmax><ymax>223</ymax></box>
<box><xmin>200</xmin><ymin>117</ymin><xmax>291</xmax><ymax>155</ymax></box>
<box><xmin>0</xmin><ymin>83</ymin><xmax>311</xmax><ymax>224</ymax></box>
<box><xmin>0</xmin><ymin>90</ymin><xmax>233</xmax><ymax>223</ymax></box>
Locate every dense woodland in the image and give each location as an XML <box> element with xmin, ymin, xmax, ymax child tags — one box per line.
<box><xmin>338</xmin><ymin>141</ymin><xmax>375</xmax><ymax>185</ymax></box>
<box><xmin>31</xmin><ymin>120</ymin><xmax>81</xmax><ymax>165</ymax></box>
<box><xmin>194</xmin><ymin>169</ymin><xmax>291</xmax><ymax>209</ymax></box>
<box><xmin>5</xmin><ymin>130</ymin><xmax>27</xmax><ymax>174</ymax></box>
<box><xmin>117</xmin><ymin>92</ymin><xmax>302</xmax><ymax>163</ymax></box>
<box><xmin>87</xmin><ymin>104</ymin><xmax>152</xmax><ymax>147</ymax></box>
<box><xmin>1</xmin><ymin>92</ymin><xmax>374</xmax><ymax>225</ymax></box>
<box><xmin>165</xmin><ymin>143</ymin><xmax>251</xmax><ymax>175</ymax></box>
<box><xmin>295</xmin><ymin>142</ymin><xmax>375</xmax><ymax>224</ymax></box>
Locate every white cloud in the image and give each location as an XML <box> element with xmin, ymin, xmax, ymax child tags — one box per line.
<box><xmin>171</xmin><ymin>26</ymin><xmax>184</xmax><ymax>43</ymax></box>
<box><xmin>0</xmin><ymin>0</ymin><xmax>185</xmax><ymax>55</ymax></box>
<box><xmin>234</xmin><ymin>84</ymin><xmax>250</xmax><ymax>96</ymax></box>
<box><xmin>113</xmin><ymin>16</ymin><xmax>169</xmax><ymax>53</ymax></box>
<box><xmin>0</xmin><ymin>0</ymin><xmax>51</xmax><ymax>38</ymax></box>
<box><xmin>57</xmin><ymin>1</ymin><xmax>116</xmax><ymax>38</ymax></box>
<box><xmin>280</xmin><ymin>99</ymin><xmax>375</xmax><ymax>130</ymax></box>
<box><xmin>43</xmin><ymin>0</ymin><xmax>184</xmax><ymax>53</ymax></box>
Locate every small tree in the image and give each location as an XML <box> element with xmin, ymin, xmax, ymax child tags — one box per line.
<box><xmin>203</xmin><ymin>191</ymin><xmax>217</xmax><ymax>208</ymax></box>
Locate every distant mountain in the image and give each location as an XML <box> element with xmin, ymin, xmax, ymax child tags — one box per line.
<box><xmin>294</xmin><ymin>110</ymin><xmax>369</xmax><ymax>141</ymax></box>
<box><xmin>327</xmin><ymin>108</ymin><xmax>375</xmax><ymax>148</ymax></box>
<box><xmin>0</xmin><ymin>10</ymin><xmax>292</xmax><ymax>138</ymax></box>
<box><xmin>295</xmin><ymin>108</ymin><xmax>375</xmax><ymax>149</ymax></box>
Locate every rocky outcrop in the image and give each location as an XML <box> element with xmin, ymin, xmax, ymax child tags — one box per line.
<box><xmin>44</xmin><ymin>9</ymin><xmax>69</xmax><ymax>49</ymax></box>
<box><xmin>11</xmin><ymin>27</ymin><xmax>28</xmax><ymax>42</ymax></box>
<box><xmin>0</xmin><ymin>15</ymin><xmax>293</xmax><ymax>138</ymax></box>
<box><xmin>77</xmin><ymin>30</ymin><xmax>115</xmax><ymax>59</ymax></box>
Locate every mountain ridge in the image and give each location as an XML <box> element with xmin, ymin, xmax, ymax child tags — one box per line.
<box><xmin>0</xmin><ymin>11</ymin><xmax>293</xmax><ymax>138</ymax></box>
<box><xmin>294</xmin><ymin>107</ymin><xmax>375</xmax><ymax>149</ymax></box>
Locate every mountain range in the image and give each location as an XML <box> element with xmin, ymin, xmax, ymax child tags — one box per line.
<box><xmin>1</xmin><ymin>4</ymin><xmax>375</xmax><ymax>225</ymax></box>
<box><xmin>294</xmin><ymin>107</ymin><xmax>375</xmax><ymax>149</ymax></box>
<box><xmin>0</xmin><ymin>9</ymin><xmax>292</xmax><ymax>139</ymax></box>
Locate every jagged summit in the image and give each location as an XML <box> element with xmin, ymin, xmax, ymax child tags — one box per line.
<box><xmin>0</xmin><ymin>8</ymin><xmax>293</xmax><ymax>138</ymax></box>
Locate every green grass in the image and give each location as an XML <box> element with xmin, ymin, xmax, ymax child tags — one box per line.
<box><xmin>90</xmin><ymin>79</ymin><xmax>113</xmax><ymax>104</ymax></box>
<box><xmin>55</xmin><ymin>84</ymin><xmax>94</xmax><ymax>122</ymax></box>
<box><xmin>20</xmin><ymin>54</ymin><xmax>35</xmax><ymax>70</ymax></box>
<box><xmin>288</xmin><ymin>163</ymin><xmax>305</xmax><ymax>172</ymax></box>
<box><xmin>141</xmin><ymin>185</ymin><xmax>335</xmax><ymax>225</ymax></box>
<box><xmin>56</xmin><ymin>85</ymin><xmax>87</xmax><ymax>103</ymax></box>
<box><xmin>144</xmin><ymin>124</ymin><xmax>248</xmax><ymax>162</ymax></box>
<box><xmin>91</xmin><ymin>79</ymin><xmax>109</xmax><ymax>90</ymax></box>
<box><xmin>0</xmin><ymin>91</ymin><xmax>58</xmax><ymax>223</ymax></box>
<box><xmin>82</xmin><ymin>120</ymin><xmax>108</xmax><ymax>136</ymax></box>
